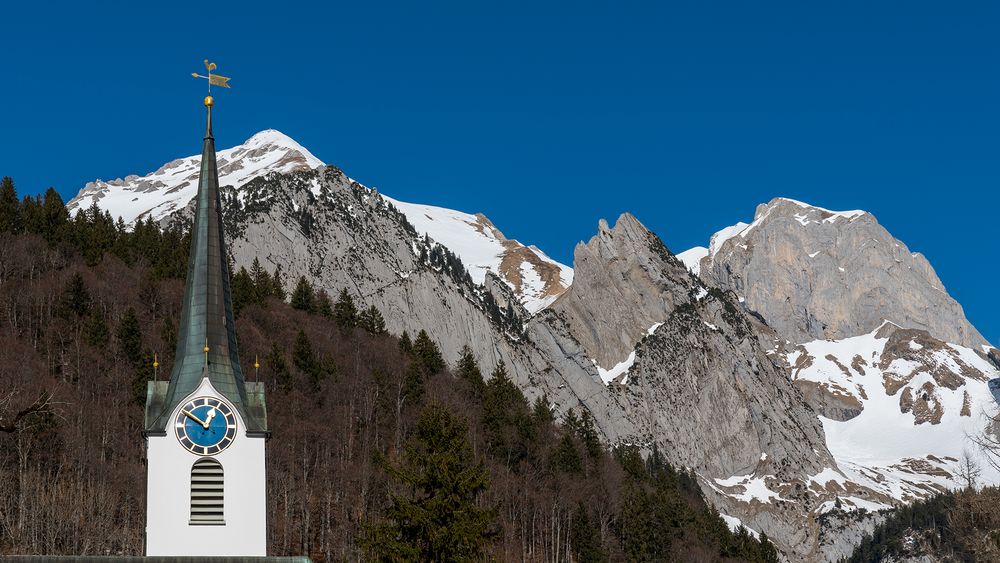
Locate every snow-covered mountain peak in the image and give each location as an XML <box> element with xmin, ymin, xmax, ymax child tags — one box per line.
<box><xmin>68</xmin><ymin>129</ymin><xmax>325</xmax><ymax>225</ymax></box>
<box><xmin>235</xmin><ymin>129</ymin><xmax>324</xmax><ymax>168</ymax></box>
<box><xmin>761</xmin><ymin>197</ymin><xmax>868</xmax><ymax>224</ymax></box>
<box><xmin>68</xmin><ymin>129</ymin><xmax>571</xmax><ymax>314</ymax></box>
<box><xmin>678</xmin><ymin>195</ymin><xmax>986</xmax><ymax>348</ymax></box>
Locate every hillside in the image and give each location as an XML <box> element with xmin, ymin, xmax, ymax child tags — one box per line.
<box><xmin>0</xmin><ymin>176</ymin><xmax>781</xmax><ymax>561</ymax></box>
<box><xmin>847</xmin><ymin>487</ymin><xmax>1000</xmax><ymax>562</ymax></box>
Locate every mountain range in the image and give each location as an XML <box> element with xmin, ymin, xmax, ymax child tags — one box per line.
<box><xmin>67</xmin><ymin>129</ymin><xmax>1000</xmax><ymax>562</ymax></box>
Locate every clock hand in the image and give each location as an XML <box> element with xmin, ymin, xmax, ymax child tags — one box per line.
<box><xmin>205</xmin><ymin>408</ymin><xmax>217</xmax><ymax>429</ymax></box>
<box><xmin>182</xmin><ymin>409</ymin><xmax>208</xmax><ymax>428</ymax></box>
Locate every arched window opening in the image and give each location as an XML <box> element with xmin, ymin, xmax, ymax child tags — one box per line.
<box><xmin>190</xmin><ymin>458</ymin><xmax>224</xmax><ymax>525</ymax></box>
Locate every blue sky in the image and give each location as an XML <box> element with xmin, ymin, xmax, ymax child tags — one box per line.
<box><xmin>3</xmin><ymin>1</ymin><xmax>997</xmax><ymax>345</ymax></box>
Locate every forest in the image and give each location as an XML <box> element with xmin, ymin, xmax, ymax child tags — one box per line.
<box><xmin>0</xmin><ymin>177</ymin><xmax>780</xmax><ymax>561</ymax></box>
<box><xmin>847</xmin><ymin>486</ymin><xmax>1000</xmax><ymax>562</ymax></box>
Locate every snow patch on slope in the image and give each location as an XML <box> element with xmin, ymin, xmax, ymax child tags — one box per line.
<box><xmin>677</xmin><ymin>246</ymin><xmax>708</xmax><ymax>275</ymax></box>
<box><xmin>384</xmin><ymin>197</ymin><xmax>573</xmax><ymax>314</ymax></box>
<box><xmin>592</xmin><ymin>322</ymin><xmax>663</xmax><ymax>385</ymax></box>
<box><xmin>787</xmin><ymin>324</ymin><xmax>1000</xmax><ymax>501</ymax></box>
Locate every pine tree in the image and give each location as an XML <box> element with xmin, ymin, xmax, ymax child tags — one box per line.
<box><xmin>265</xmin><ymin>342</ymin><xmax>292</xmax><ymax>392</ymax></box>
<box><xmin>455</xmin><ymin>345</ymin><xmax>484</xmax><ymax>398</ymax></box>
<box><xmin>532</xmin><ymin>395</ymin><xmax>553</xmax><ymax>427</ymax></box>
<box><xmin>571</xmin><ymin>503</ymin><xmax>608</xmax><ymax>562</ymax></box>
<box><xmin>293</xmin><ymin>330</ymin><xmax>324</xmax><ymax>392</ymax></box>
<box><xmin>315</xmin><ymin>289</ymin><xmax>333</xmax><ymax>317</ymax></box>
<box><xmin>116</xmin><ymin>307</ymin><xmax>143</xmax><ymax>366</ymax></box>
<box><xmin>412</xmin><ymin>330</ymin><xmax>445</xmax><ymax>375</ymax></box>
<box><xmin>577</xmin><ymin>410</ymin><xmax>603</xmax><ymax>460</ymax></box>
<box><xmin>481</xmin><ymin>360</ymin><xmax>534</xmax><ymax>463</ymax></box>
<box><xmin>271</xmin><ymin>265</ymin><xmax>287</xmax><ymax>301</ymax></box>
<box><xmin>290</xmin><ymin>276</ymin><xmax>315</xmax><ymax>313</ymax></box>
<box><xmin>116</xmin><ymin>307</ymin><xmax>146</xmax><ymax>404</ymax></box>
<box><xmin>230</xmin><ymin>267</ymin><xmax>254</xmax><ymax>315</ymax></box>
<box><xmin>60</xmin><ymin>272</ymin><xmax>92</xmax><ymax>321</ymax></box>
<box><xmin>19</xmin><ymin>195</ymin><xmax>41</xmax><ymax>236</ymax></box>
<box><xmin>0</xmin><ymin>177</ymin><xmax>19</xmax><ymax>233</ymax></box>
<box><xmin>333</xmin><ymin>288</ymin><xmax>358</xmax><ymax>329</ymax></box>
<box><xmin>358</xmin><ymin>304</ymin><xmax>386</xmax><ymax>335</ymax></box>
<box><xmin>40</xmin><ymin>188</ymin><xmax>68</xmax><ymax>243</ymax></box>
<box><xmin>551</xmin><ymin>433</ymin><xmax>583</xmax><ymax>474</ymax></box>
<box><xmin>249</xmin><ymin>257</ymin><xmax>271</xmax><ymax>302</ymax></box>
<box><xmin>362</xmin><ymin>403</ymin><xmax>498</xmax><ymax>561</ymax></box>
<box><xmin>83</xmin><ymin>313</ymin><xmax>109</xmax><ymax>348</ymax></box>
<box><xmin>402</xmin><ymin>361</ymin><xmax>425</xmax><ymax>407</ymax></box>
<box><xmin>399</xmin><ymin>331</ymin><xmax>413</xmax><ymax>355</ymax></box>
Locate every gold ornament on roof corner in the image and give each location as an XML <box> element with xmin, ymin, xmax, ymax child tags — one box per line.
<box><xmin>191</xmin><ymin>59</ymin><xmax>231</xmax><ymax>102</ymax></box>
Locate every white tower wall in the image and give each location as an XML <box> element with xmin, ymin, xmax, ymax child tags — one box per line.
<box><xmin>145</xmin><ymin>377</ymin><xmax>266</xmax><ymax>556</ymax></box>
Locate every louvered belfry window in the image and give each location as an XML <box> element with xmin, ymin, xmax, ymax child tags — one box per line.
<box><xmin>190</xmin><ymin>458</ymin><xmax>224</xmax><ymax>525</ymax></box>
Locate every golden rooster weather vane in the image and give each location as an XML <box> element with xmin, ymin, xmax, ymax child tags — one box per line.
<box><xmin>191</xmin><ymin>59</ymin><xmax>231</xmax><ymax>93</ymax></box>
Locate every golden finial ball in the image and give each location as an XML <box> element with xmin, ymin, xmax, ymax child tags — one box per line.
<box><xmin>204</xmin><ymin>95</ymin><xmax>214</xmax><ymax>107</ymax></box>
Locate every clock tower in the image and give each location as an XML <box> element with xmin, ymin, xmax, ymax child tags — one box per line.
<box><xmin>143</xmin><ymin>81</ymin><xmax>269</xmax><ymax>556</ymax></box>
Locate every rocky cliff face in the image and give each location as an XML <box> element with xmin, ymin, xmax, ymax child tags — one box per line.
<box><xmin>697</xmin><ymin>198</ymin><xmax>986</xmax><ymax>349</ymax></box>
<box><xmin>549</xmin><ymin>214</ymin><xmax>698</xmax><ymax>369</ymax></box>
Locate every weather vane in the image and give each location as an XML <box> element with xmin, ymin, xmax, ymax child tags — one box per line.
<box><xmin>191</xmin><ymin>59</ymin><xmax>231</xmax><ymax>94</ymax></box>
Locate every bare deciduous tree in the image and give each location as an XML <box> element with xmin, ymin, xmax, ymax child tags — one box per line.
<box><xmin>957</xmin><ymin>448</ymin><xmax>983</xmax><ymax>490</ymax></box>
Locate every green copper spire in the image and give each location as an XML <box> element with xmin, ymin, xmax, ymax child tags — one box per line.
<box><xmin>145</xmin><ymin>97</ymin><xmax>267</xmax><ymax>435</ymax></box>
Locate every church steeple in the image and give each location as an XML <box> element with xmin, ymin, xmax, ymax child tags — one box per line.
<box><xmin>145</xmin><ymin>95</ymin><xmax>267</xmax><ymax>435</ymax></box>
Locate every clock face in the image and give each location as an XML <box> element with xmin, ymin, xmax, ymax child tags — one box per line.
<box><xmin>174</xmin><ymin>396</ymin><xmax>237</xmax><ymax>455</ymax></box>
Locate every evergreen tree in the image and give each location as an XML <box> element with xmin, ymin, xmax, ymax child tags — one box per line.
<box><xmin>402</xmin><ymin>361</ymin><xmax>425</xmax><ymax>407</ymax></box>
<box><xmin>455</xmin><ymin>345</ymin><xmax>485</xmax><ymax>398</ymax></box>
<box><xmin>333</xmin><ymin>288</ymin><xmax>358</xmax><ymax>329</ymax></box>
<box><xmin>358</xmin><ymin>304</ymin><xmax>386</xmax><ymax>335</ymax></box>
<box><xmin>19</xmin><ymin>195</ymin><xmax>41</xmax><ymax>236</ymax></box>
<box><xmin>230</xmin><ymin>266</ymin><xmax>254</xmax><ymax>315</ymax></box>
<box><xmin>532</xmin><ymin>395</ymin><xmax>554</xmax><ymax>427</ymax></box>
<box><xmin>564</xmin><ymin>408</ymin><xmax>580</xmax><ymax>433</ymax></box>
<box><xmin>362</xmin><ymin>403</ymin><xmax>498</xmax><ymax>561</ymax></box>
<box><xmin>315</xmin><ymin>289</ymin><xmax>333</xmax><ymax>318</ymax></box>
<box><xmin>571</xmin><ymin>503</ymin><xmax>608</xmax><ymax>562</ymax></box>
<box><xmin>265</xmin><ymin>342</ymin><xmax>292</xmax><ymax>392</ymax></box>
<box><xmin>271</xmin><ymin>265</ymin><xmax>287</xmax><ymax>301</ymax></box>
<box><xmin>293</xmin><ymin>330</ymin><xmax>317</xmax><ymax>374</ymax></box>
<box><xmin>481</xmin><ymin>360</ymin><xmax>534</xmax><ymax>464</ymax></box>
<box><xmin>290</xmin><ymin>276</ymin><xmax>315</xmax><ymax>313</ymax></box>
<box><xmin>116</xmin><ymin>307</ymin><xmax>145</xmax><ymax>404</ymax></box>
<box><xmin>399</xmin><ymin>331</ymin><xmax>413</xmax><ymax>355</ymax></box>
<box><xmin>116</xmin><ymin>307</ymin><xmax>143</xmax><ymax>366</ymax></box>
<box><xmin>60</xmin><ymin>272</ymin><xmax>92</xmax><ymax>321</ymax></box>
<box><xmin>551</xmin><ymin>433</ymin><xmax>583</xmax><ymax>474</ymax></box>
<box><xmin>577</xmin><ymin>410</ymin><xmax>603</xmax><ymax>460</ymax></box>
<box><xmin>249</xmin><ymin>257</ymin><xmax>271</xmax><ymax>301</ymax></box>
<box><xmin>39</xmin><ymin>188</ymin><xmax>68</xmax><ymax>243</ymax></box>
<box><xmin>0</xmin><ymin>176</ymin><xmax>19</xmax><ymax>233</ymax></box>
<box><xmin>412</xmin><ymin>329</ymin><xmax>445</xmax><ymax>375</ymax></box>
<box><xmin>757</xmin><ymin>532</ymin><xmax>779</xmax><ymax>563</ymax></box>
<box><xmin>83</xmin><ymin>313</ymin><xmax>109</xmax><ymax>348</ymax></box>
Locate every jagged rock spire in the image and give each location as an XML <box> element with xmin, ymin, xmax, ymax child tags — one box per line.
<box><xmin>145</xmin><ymin>97</ymin><xmax>267</xmax><ymax>434</ymax></box>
